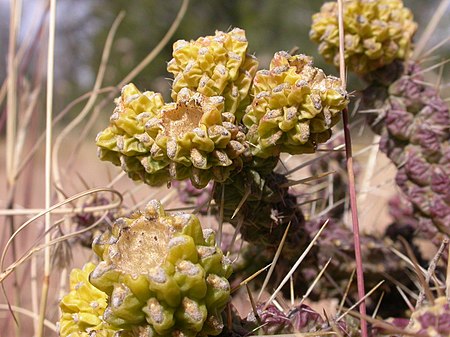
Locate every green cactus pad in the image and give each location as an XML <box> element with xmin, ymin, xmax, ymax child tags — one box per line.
<box><xmin>310</xmin><ymin>0</ymin><xmax>417</xmax><ymax>75</ymax></box>
<box><xmin>96</xmin><ymin>84</ymin><xmax>248</xmax><ymax>188</ymax></box>
<box><xmin>167</xmin><ymin>28</ymin><xmax>258</xmax><ymax>119</ymax></box>
<box><xmin>242</xmin><ymin>52</ymin><xmax>348</xmax><ymax>158</ymax></box>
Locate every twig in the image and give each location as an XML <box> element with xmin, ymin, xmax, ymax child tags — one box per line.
<box><xmin>336</xmin><ymin>0</ymin><xmax>368</xmax><ymax>336</ymax></box>
<box><xmin>416</xmin><ymin>238</ymin><xmax>449</xmax><ymax>308</ymax></box>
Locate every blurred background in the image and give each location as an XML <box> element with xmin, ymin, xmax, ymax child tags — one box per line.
<box><xmin>1</xmin><ymin>0</ymin><xmax>449</xmax><ymax>124</ymax></box>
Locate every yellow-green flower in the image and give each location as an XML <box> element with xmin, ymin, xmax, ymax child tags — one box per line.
<box><xmin>59</xmin><ymin>263</ymin><xmax>117</xmax><ymax>337</ymax></box>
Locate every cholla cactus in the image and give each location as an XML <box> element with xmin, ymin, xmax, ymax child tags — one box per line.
<box><xmin>96</xmin><ymin>84</ymin><xmax>248</xmax><ymax>188</ymax></box>
<box><xmin>167</xmin><ymin>28</ymin><xmax>258</xmax><ymax>119</ymax></box>
<box><xmin>214</xmin><ymin>165</ymin><xmax>308</xmax><ymax>257</ymax></box>
<box><xmin>243</xmin><ymin>51</ymin><xmax>348</xmax><ymax>158</ymax></box>
<box><xmin>60</xmin><ymin>200</ymin><xmax>232</xmax><ymax>337</ymax></box>
<box><xmin>238</xmin><ymin>218</ymin><xmax>411</xmax><ymax>316</ymax></box>
<box><xmin>364</xmin><ymin>61</ymin><xmax>450</xmax><ymax>236</ymax></box>
<box><xmin>310</xmin><ymin>0</ymin><xmax>417</xmax><ymax>75</ymax></box>
<box><xmin>244</xmin><ymin>303</ymin><xmax>359</xmax><ymax>336</ymax></box>
<box><xmin>408</xmin><ymin>297</ymin><xmax>450</xmax><ymax>336</ymax></box>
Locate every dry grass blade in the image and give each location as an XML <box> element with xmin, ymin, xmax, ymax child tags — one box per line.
<box><xmin>257</xmin><ymin>222</ymin><xmax>292</xmax><ymax>301</ymax></box>
<box><xmin>0</xmin><ymin>211</ymin><xmax>112</xmax><ymax>319</ymax></box>
<box><xmin>0</xmin><ymin>305</ymin><xmax>57</xmax><ymax>331</ymax></box>
<box><xmin>298</xmin><ymin>258</ymin><xmax>332</xmax><ymax>306</ymax></box>
<box><xmin>263</xmin><ymin>219</ymin><xmax>329</xmax><ymax>310</ymax></box>
<box><xmin>52</xmin><ymin>11</ymin><xmax>125</xmax><ymax>194</ymax></box>
<box><xmin>398</xmin><ymin>236</ymin><xmax>435</xmax><ymax>305</ymax></box>
<box><xmin>336</xmin><ymin>280</ymin><xmax>384</xmax><ymax>322</ymax></box>
<box><xmin>231</xmin><ymin>263</ymin><xmax>273</xmax><ymax>294</ymax></box>
<box><xmin>0</xmin><ymin>188</ymin><xmax>122</xmax><ymax>279</ymax></box>
<box><xmin>38</xmin><ymin>0</ymin><xmax>57</xmax><ymax>333</ymax></box>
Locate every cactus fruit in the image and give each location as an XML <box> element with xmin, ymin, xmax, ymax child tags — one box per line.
<box><xmin>363</xmin><ymin>61</ymin><xmax>450</xmax><ymax>236</ymax></box>
<box><xmin>243</xmin><ymin>51</ymin><xmax>348</xmax><ymax>158</ymax></box>
<box><xmin>310</xmin><ymin>0</ymin><xmax>417</xmax><ymax>75</ymax></box>
<box><xmin>96</xmin><ymin>84</ymin><xmax>248</xmax><ymax>188</ymax></box>
<box><xmin>167</xmin><ymin>28</ymin><xmax>258</xmax><ymax>119</ymax></box>
<box><xmin>60</xmin><ymin>200</ymin><xmax>232</xmax><ymax>337</ymax></box>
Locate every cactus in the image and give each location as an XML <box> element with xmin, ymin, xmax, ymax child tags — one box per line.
<box><xmin>243</xmin><ymin>51</ymin><xmax>348</xmax><ymax>158</ymax></box>
<box><xmin>167</xmin><ymin>28</ymin><xmax>258</xmax><ymax>120</ymax></box>
<box><xmin>363</xmin><ymin>61</ymin><xmax>450</xmax><ymax>237</ymax></box>
<box><xmin>60</xmin><ymin>200</ymin><xmax>232</xmax><ymax>337</ymax></box>
<box><xmin>96</xmin><ymin>84</ymin><xmax>249</xmax><ymax>188</ymax></box>
<box><xmin>310</xmin><ymin>0</ymin><xmax>417</xmax><ymax>75</ymax></box>
<box><xmin>408</xmin><ymin>297</ymin><xmax>450</xmax><ymax>336</ymax></box>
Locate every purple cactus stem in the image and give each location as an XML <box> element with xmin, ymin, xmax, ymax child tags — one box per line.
<box><xmin>385</xmin><ymin>106</ymin><xmax>414</xmax><ymax>140</ymax></box>
<box><xmin>411</xmin><ymin>125</ymin><xmax>442</xmax><ymax>158</ymax></box>
<box><xmin>430</xmin><ymin>167</ymin><xmax>450</xmax><ymax>196</ymax></box>
<box><xmin>289</xmin><ymin>304</ymin><xmax>324</xmax><ymax>332</ymax></box>
<box><xmin>404</xmin><ymin>148</ymin><xmax>431</xmax><ymax>186</ymax></box>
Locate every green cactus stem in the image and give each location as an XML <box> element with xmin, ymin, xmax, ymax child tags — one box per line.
<box><xmin>310</xmin><ymin>0</ymin><xmax>417</xmax><ymax>75</ymax></box>
<box><xmin>60</xmin><ymin>200</ymin><xmax>232</xmax><ymax>337</ymax></box>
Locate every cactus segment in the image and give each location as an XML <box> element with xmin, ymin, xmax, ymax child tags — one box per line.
<box><xmin>310</xmin><ymin>0</ymin><xmax>417</xmax><ymax>74</ymax></box>
<box><xmin>96</xmin><ymin>84</ymin><xmax>248</xmax><ymax>188</ymax></box>
<box><xmin>60</xmin><ymin>201</ymin><xmax>231</xmax><ymax>337</ymax></box>
<box><xmin>167</xmin><ymin>28</ymin><xmax>259</xmax><ymax>119</ymax></box>
<box><xmin>243</xmin><ymin>52</ymin><xmax>348</xmax><ymax>158</ymax></box>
